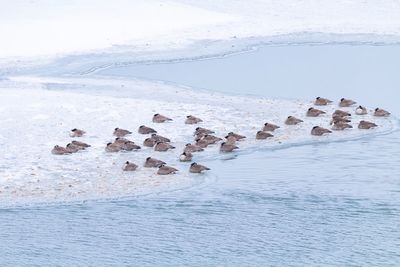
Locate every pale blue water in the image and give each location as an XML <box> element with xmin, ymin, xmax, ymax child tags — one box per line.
<box><xmin>1</xmin><ymin>45</ymin><xmax>400</xmax><ymax>266</ymax></box>
<box><xmin>97</xmin><ymin>45</ymin><xmax>400</xmax><ymax>111</ymax></box>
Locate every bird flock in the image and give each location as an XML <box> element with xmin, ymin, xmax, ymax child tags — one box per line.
<box><xmin>51</xmin><ymin>97</ymin><xmax>391</xmax><ymax>176</ymax></box>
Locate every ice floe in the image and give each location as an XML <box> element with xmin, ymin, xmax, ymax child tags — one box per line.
<box><xmin>0</xmin><ymin>76</ymin><xmax>397</xmax><ymax>206</ymax></box>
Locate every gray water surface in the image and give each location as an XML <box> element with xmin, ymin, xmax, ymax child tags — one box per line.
<box><xmin>98</xmin><ymin>45</ymin><xmax>400</xmax><ymax>115</ymax></box>
<box><xmin>1</xmin><ymin>45</ymin><xmax>400</xmax><ymax>266</ymax></box>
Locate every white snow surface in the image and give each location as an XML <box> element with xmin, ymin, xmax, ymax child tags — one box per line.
<box><xmin>0</xmin><ymin>76</ymin><xmax>396</xmax><ymax>206</ymax></box>
<box><xmin>1</xmin><ymin>0</ymin><xmax>400</xmax><ymax>60</ymax></box>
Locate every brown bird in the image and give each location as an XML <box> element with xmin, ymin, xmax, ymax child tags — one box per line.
<box><xmin>70</xmin><ymin>128</ymin><xmax>86</xmax><ymax>137</ymax></box>
<box><xmin>185</xmin><ymin>115</ymin><xmax>203</xmax><ymax>124</ymax></box>
<box><xmin>194</xmin><ymin>127</ymin><xmax>215</xmax><ymax>136</ymax></box>
<box><xmin>113</xmin><ymin>128</ymin><xmax>132</xmax><ymax>137</ymax></box>
<box><xmin>226</xmin><ymin>132</ymin><xmax>246</xmax><ymax>141</ymax></box>
<box><xmin>332</xmin><ymin>122</ymin><xmax>353</xmax><ymax>131</ymax></box>
<box><xmin>189</xmin><ymin>162</ymin><xmax>210</xmax><ymax>173</ymax></box>
<box><xmin>195</xmin><ymin>132</ymin><xmax>208</xmax><ymax>139</ymax></box>
<box><xmin>71</xmin><ymin>140</ymin><xmax>91</xmax><ymax>148</ymax></box>
<box><xmin>196</xmin><ymin>139</ymin><xmax>210</xmax><ymax>148</ymax></box>
<box><xmin>143</xmin><ymin>138</ymin><xmax>157</xmax><ymax>147</ymax></box>
<box><xmin>151</xmin><ymin>133</ymin><xmax>170</xmax><ymax>143</ymax></box>
<box><xmin>374</xmin><ymin>108</ymin><xmax>390</xmax><ymax>117</ymax></box>
<box><xmin>220</xmin><ymin>142</ymin><xmax>239</xmax><ymax>152</ymax></box>
<box><xmin>154</xmin><ymin>142</ymin><xmax>175</xmax><ymax>152</ymax></box>
<box><xmin>285</xmin><ymin>116</ymin><xmax>303</xmax><ymax>125</ymax></box>
<box><xmin>144</xmin><ymin>157</ymin><xmax>166</xmax><ymax>168</ymax></box>
<box><xmin>263</xmin><ymin>122</ymin><xmax>280</xmax><ymax>132</ymax></box>
<box><xmin>256</xmin><ymin>131</ymin><xmax>274</xmax><ymax>140</ymax></box>
<box><xmin>330</xmin><ymin>117</ymin><xmax>351</xmax><ymax>125</ymax></box>
<box><xmin>332</xmin><ymin>110</ymin><xmax>351</xmax><ymax>118</ymax></box>
<box><xmin>123</xmin><ymin>161</ymin><xmax>138</xmax><ymax>171</ymax></box>
<box><xmin>51</xmin><ymin>145</ymin><xmax>71</xmax><ymax>155</ymax></box>
<box><xmin>157</xmin><ymin>164</ymin><xmax>178</xmax><ymax>175</ymax></box>
<box><xmin>358</xmin><ymin>120</ymin><xmax>378</xmax><ymax>129</ymax></box>
<box><xmin>314</xmin><ymin>97</ymin><xmax>333</xmax><ymax>106</ymax></box>
<box><xmin>306</xmin><ymin>107</ymin><xmax>326</xmax><ymax>117</ymax></box>
<box><xmin>179</xmin><ymin>152</ymin><xmax>193</xmax><ymax>162</ymax></box>
<box><xmin>184</xmin><ymin>143</ymin><xmax>204</xmax><ymax>153</ymax></box>
<box><xmin>66</xmin><ymin>143</ymin><xmax>82</xmax><ymax>153</ymax></box>
<box><xmin>311</xmin><ymin>126</ymin><xmax>332</xmax><ymax>136</ymax></box>
<box><xmin>138</xmin><ymin>125</ymin><xmax>157</xmax><ymax>134</ymax></box>
<box><xmin>120</xmin><ymin>141</ymin><xmax>141</xmax><ymax>151</ymax></box>
<box><xmin>339</xmin><ymin>98</ymin><xmax>357</xmax><ymax>107</ymax></box>
<box><xmin>355</xmin><ymin>106</ymin><xmax>368</xmax><ymax>115</ymax></box>
<box><xmin>114</xmin><ymin>137</ymin><xmax>130</xmax><ymax>145</ymax></box>
<box><xmin>225</xmin><ymin>135</ymin><xmax>237</xmax><ymax>145</ymax></box>
<box><xmin>152</xmin><ymin>114</ymin><xmax>172</xmax><ymax>123</ymax></box>
<box><xmin>105</xmin><ymin>142</ymin><xmax>121</xmax><ymax>152</ymax></box>
<box><xmin>198</xmin><ymin>134</ymin><xmax>223</xmax><ymax>144</ymax></box>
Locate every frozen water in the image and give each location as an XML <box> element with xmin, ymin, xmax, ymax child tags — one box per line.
<box><xmin>0</xmin><ymin>76</ymin><xmax>396</xmax><ymax>206</ymax></box>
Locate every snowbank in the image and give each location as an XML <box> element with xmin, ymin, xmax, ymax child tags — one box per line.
<box><xmin>1</xmin><ymin>0</ymin><xmax>400</xmax><ymax>62</ymax></box>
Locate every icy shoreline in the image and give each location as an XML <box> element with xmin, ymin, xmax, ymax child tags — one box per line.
<box><xmin>2</xmin><ymin>0</ymin><xmax>400</xmax><ymax>58</ymax></box>
<box><xmin>0</xmin><ymin>76</ymin><xmax>397</xmax><ymax>207</ymax></box>
<box><xmin>3</xmin><ymin>33</ymin><xmax>400</xmax><ymax>79</ymax></box>
<box><xmin>2</xmin><ymin>0</ymin><xmax>400</xmax><ymax>76</ymax></box>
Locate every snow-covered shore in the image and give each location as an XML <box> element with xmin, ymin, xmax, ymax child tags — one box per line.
<box><xmin>1</xmin><ymin>0</ymin><xmax>400</xmax><ymax>67</ymax></box>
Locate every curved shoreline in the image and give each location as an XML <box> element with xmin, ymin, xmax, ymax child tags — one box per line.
<box><xmin>2</xmin><ymin>32</ymin><xmax>400</xmax><ymax>78</ymax></box>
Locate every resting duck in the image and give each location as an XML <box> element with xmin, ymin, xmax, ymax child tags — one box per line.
<box><xmin>51</xmin><ymin>145</ymin><xmax>71</xmax><ymax>155</ymax></box>
<box><xmin>152</xmin><ymin>114</ymin><xmax>172</xmax><ymax>123</ymax></box>
<box><xmin>138</xmin><ymin>125</ymin><xmax>157</xmax><ymax>134</ymax></box>
<box><xmin>157</xmin><ymin>164</ymin><xmax>178</xmax><ymax>175</ymax></box>
<box><xmin>256</xmin><ymin>131</ymin><xmax>274</xmax><ymax>140</ymax></box>
<box><xmin>311</xmin><ymin>126</ymin><xmax>332</xmax><ymax>136</ymax></box>
<box><xmin>113</xmin><ymin>128</ymin><xmax>132</xmax><ymax>137</ymax></box>
<box><xmin>374</xmin><ymin>108</ymin><xmax>390</xmax><ymax>117</ymax></box>
<box><xmin>263</xmin><ymin>122</ymin><xmax>280</xmax><ymax>132</ymax></box>
<box><xmin>185</xmin><ymin>115</ymin><xmax>203</xmax><ymax>124</ymax></box>
<box><xmin>154</xmin><ymin>142</ymin><xmax>175</xmax><ymax>152</ymax></box>
<box><xmin>339</xmin><ymin>98</ymin><xmax>356</xmax><ymax>107</ymax></box>
<box><xmin>358</xmin><ymin>121</ymin><xmax>378</xmax><ymax>129</ymax></box>
<box><xmin>220</xmin><ymin>142</ymin><xmax>239</xmax><ymax>152</ymax></box>
<box><xmin>306</xmin><ymin>107</ymin><xmax>326</xmax><ymax>117</ymax></box>
<box><xmin>144</xmin><ymin>157</ymin><xmax>165</xmax><ymax>168</ymax></box>
<box><xmin>189</xmin><ymin>162</ymin><xmax>210</xmax><ymax>173</ymax></box>
<box><xmin>355</xmin><ymin>106</ymin><xmax>368</xmax><ymax>115</ymax></box>
<box><xmin>70</xmin><ymin>128</ymin><xmax>86</xmax><ymax>137</ymax></box>
<box><xmin>285</xmin><ymin>116</ymin><xmax>303</xmax><ymax>125</ymax></box>
<box><xmin>179</xmin><ymin>152</ymin><xmax>193</xmax><ymax>162</ymax></box>
<box><xmin>314</xmin><ymin>97</ymin><xmax>333</xmax><ymax>106</ymax></box>
<box><xmin>123</xmin><ymin>161</ymin><xmax>138</xmax><ymax>171</ymax></box>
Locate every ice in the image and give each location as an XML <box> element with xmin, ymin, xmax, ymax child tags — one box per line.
<box><xmin>1</xmin><ymin>1</ymin><xmax>400</xmax><ymax>68</ymax></box>
<box><xmin>0</xmin><ymin>0</ymin><xmax>233</xmax><ymax>59</ymax></box>
<box><xmin>0</xmin><ymin>76</ymin><xmax>396</xmax><ymax>206</ymax></box>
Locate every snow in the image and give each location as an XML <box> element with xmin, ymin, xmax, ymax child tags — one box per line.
<box><xmin>176</xmin><ymin>0</ymin><xmax>400</xmax><ymax>37</ymax></box>
<box><xmin>0</xmin><ymin>0</ymin><xmax>234</xmax><ymax>58</ymax></box>
<box><xmin>1</xmin><ymin>0</ymin><xmax>400</xmax><ymax>61</ymax></box>
<box><xmin>0</xmin><ymin>76</ymin><xmax>396</xmax><ymax>206</ymax></box>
